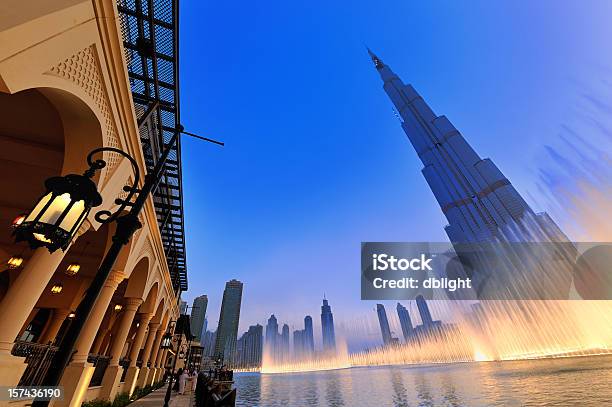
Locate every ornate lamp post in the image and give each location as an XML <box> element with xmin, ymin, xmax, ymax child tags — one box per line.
<box><xmin>20</xmin><ymin>124</ymin><xmax>223</xmax><ymax>407</ymax></box>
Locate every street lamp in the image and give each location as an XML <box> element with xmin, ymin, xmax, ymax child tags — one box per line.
<box><xmin>161</xmin><ymin>331</ymin><xmax>173</xmax><ymax>349</ymax></box>
<box><xmin>26</xmin><ymin>123</ymin><xmax>223</xmax><ymax>407</ymax></box>
<box><xmin>13</xmin><ymin>170</ymin><xmax>103</xmax><ymax>252</ymax></box>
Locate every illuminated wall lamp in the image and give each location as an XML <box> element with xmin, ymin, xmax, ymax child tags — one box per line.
<box><xmin>50</xmin><ymin>282</ymin><xmax>63</xmax><ymax>295</ymax></box>
<box><xmin>65</xmin><ymin>263</ymin><xmax>81</xmax><ymax>276</ymax></box>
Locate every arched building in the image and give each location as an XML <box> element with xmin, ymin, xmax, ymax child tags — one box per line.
<box><xmin>0</xmin><ymin>0</ymin><xmax>187</xmax><ymax>405</ymax></box>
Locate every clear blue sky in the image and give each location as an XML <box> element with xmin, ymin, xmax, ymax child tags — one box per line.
<box><xmin>178</xmin><ymin>0</ymin><xmax>612</xmax><ymax>337</ymax></box>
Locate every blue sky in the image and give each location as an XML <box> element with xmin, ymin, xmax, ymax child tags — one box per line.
<box><xmin>178</xmin><ymin>0</ymin><xmax>612</xmax><ymax>336</ymax></box>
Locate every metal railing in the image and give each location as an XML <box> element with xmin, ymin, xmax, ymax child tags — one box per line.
<box><xmin>11</xmin><ymin>340</ymin><xmax>58</xmax><ymax>386</ymax></box>
<box><xmin>88</xmin><ymin>354</ymin><xmax>111</xmax><ymax>387</ymax></box>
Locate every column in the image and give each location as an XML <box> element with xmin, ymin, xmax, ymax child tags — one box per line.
<box><xmin>99</xmin><ymin>298</ymin><xmax>141</xmax><ymax>400</ymax></box>
<box><xmin>90</xmin><ymin>312</ymin><xmax>118</xmax><ymax>355</ymax></box>
<box><xmin>57</xmin><ymin>269</ymin><xmax>124</xmax><ymax>407</ymax></box>
<box><xmin>38</xmin><ymin>308</ymin><xmax>71</xmax><ymax>345</ymax></box>
<box><xmin>135</xmin><ymin>322</ymin><xmax>160</xmax><ymax>388</ymax></box>
<box><xmin>123</xmin><ymin>312</ymin><xmax>152</xmax><ymax>396</ymax></box>
<box><xmin>0</xmin><ymin>247</ymin><xmax>67</xmax><ymax>386</ymax></box>
<box><xmin>148</xmin><ymin>325</ymin><xmax>166</xmax><ymax>384</ymax></box>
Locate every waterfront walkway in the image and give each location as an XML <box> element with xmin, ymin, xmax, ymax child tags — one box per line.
<box><xmin>131</xmin><ymin>387</ymin><xmax>194</xmax><ymax>407</ymax></box>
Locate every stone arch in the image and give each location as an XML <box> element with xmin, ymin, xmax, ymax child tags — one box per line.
<box><xmin>123</xmin><ymin>256</ymin><xmax>150</xmax><ymax>300</ymax></box>
<box><xmin>140</xmin><ymin>281</ymin><xmax>159</xmax><ymax>314</ymax></box>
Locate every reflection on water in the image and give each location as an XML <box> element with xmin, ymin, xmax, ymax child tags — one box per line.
<box><xmin>235</xmin><ymin>355</ymin><xmax>612</xmax><ymax>406</ymax></box>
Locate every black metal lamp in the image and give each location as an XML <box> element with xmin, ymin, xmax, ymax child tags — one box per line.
<box><xmin>160</xmin><ymin>332</ymin><xmax>173</xmax><ymax>349</ymax></box>
<box><xmin>13</xmin><ymin>165</ymin><xmax>104</xmax><ymax>252</ymax></box>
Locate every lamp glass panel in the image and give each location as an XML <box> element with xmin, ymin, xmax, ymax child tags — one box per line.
<box><xmin>38</xmin><ymin>193</ymin><xmax>72</xmax><ymax>225</ymax></box>
<box><xmin>25</xmin><ymin>192</ymin><xmax>52</xmax><ymax>222</ymax></box>
<box><xmin>59</xmin><ymin>199</ymin><xmax>86</xmax><ymax>232</ymax></box>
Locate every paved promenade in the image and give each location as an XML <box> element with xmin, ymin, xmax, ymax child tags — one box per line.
<box><xmin>131</xmin><ymin>387</ymin><xmax>194</xmax><ymax>407</ymax></box>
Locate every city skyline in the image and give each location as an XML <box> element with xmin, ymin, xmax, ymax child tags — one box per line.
<box><xmin>179</xmin><ymin>2</ymin><xmax>611</xmax><ymax>335</ymax></box>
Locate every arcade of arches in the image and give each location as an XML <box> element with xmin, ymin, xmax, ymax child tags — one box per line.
<box><xmin>0</xmin><ymin>1</ymin><xmax>182</xmax><ymax>406</ymax></box>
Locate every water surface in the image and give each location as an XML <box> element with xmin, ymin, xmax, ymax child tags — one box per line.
<box><xmin>235</xmin><ymin>355</ymin><xmax>612</xmax><ymax>406</ymax></box>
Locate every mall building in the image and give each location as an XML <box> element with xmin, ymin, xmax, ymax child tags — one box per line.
<box><xmin>0</xmin><ymin>0</ymin><xmax>189</xmax><ymax>405</ymax></box>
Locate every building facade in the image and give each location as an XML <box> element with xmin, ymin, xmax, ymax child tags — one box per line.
<box><xmin>303</xmin><ymin>315</ymin><xmax>315</xmax><ymax>354</ymax></box>
<box><xmin>376</xmin><ymin>304</ymin><xmax>393</xmax><ymax>345</ymax></box>
<box><xmin>320</xmin><ymin>298</ymin><xmax>336</xmax><ymax>352</ymax></box>
<box><xmin>213</xmin><ymin>279</ymin><xmax>243</xmax><ymax>362</ymax></box>
<box><xmin>190</xmin><ymin>295</ymin><xmax>208</xmax><ymax>342</ymax></box>
<box><xmin>0</xmin><ymin>1</ymin><xmax>188</xmax><ymax>405</ymax></box>
<box><xmin>397</xmin><ymin>302</ymin><xmax>414</xmax><ymax>341</ymax></box>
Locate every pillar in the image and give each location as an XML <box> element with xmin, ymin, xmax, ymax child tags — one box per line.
<box><xmin>56</xmin><ymin>269</ymin><xmax>124</xmax><ymax>407</ymax></box>
<box><xmin>0</xmin><ymin>247</ymin><xmax>68</xmax><ymax>386</ymax></box>
<box><xmin>38</xmin><ymin>308</ymin><xmax>71</xmax><ymax>345</ymax></box>
<box><xmin>90</xmin><ymin>312</ymin><xmax>118</xmax><ymax>355</ymax></box>
<box><xmin>135</xmin><ymin>322</ymin><xmax>160</xmax><ymax>388</ymax></box>
<box><xmin>123</xmin><ymin>312</ymin><xmax>152</xmax><ymax>396</ymax></box>
<box><xmin>99</xmin><ymin>297</ymin><xmax>142</xmax><ymax>400</ymax></box>
<box><xmin>148</xmin><ymin>325</ymin><xmax>166</xmax><ymax>384</ymax></box>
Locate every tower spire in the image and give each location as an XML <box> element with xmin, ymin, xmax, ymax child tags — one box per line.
<box><xmin>366</xmin><ymin>47</ymin><xmax>384</xmax><ymax>69</ymax></box>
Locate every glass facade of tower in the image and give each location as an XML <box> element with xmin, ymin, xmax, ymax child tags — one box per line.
<box><xmin>376</xmin><ymin>304</ymin><xmax>393</xmax><ymax>345</ymax></box>
<box><xmin>397</xmin><ymin>302</ymin><xmax>415</xmax><ymax>341</ymax></box>
<box><xmin>415</xmin><ymin>295</ymin><xmax>434</xmax><ymax>326</ymax></box>
<box><xmin>214</xmin><ymin>279</ymin><xmax>243</xmax><ymax>361</ymax></box>
<box><xmin>190</xmin><ymin>295</ymin><xmax>208</xmax><ymax>342</ymax></box>
<box><xmin>321</xmin><ymin>298</ymin><xmax>336</xmax><ymax>351</ymax></box>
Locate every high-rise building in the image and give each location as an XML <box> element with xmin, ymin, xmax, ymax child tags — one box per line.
<box><xmin>415</xmin><ymin>295</ymin><xmax>434</xmax><ymax>327</ymax></box>
<box><xmin>214</xmin><ymin>279</ymin><xmax>243</xmax><ymax>361</ymax></box>
<box><xmin>376</xmin><ymin>304</ymin><xmax>393</xmax><ymax>345</ymax></box>
<box><xmin>281</xmin><ymin>324</ymin><xmax>290</xmax><ymax>360</ymax></box>
<box><xmin>190</xmin><ymin>295</ymin><xmax>208</xmax><ymax>342</ymax></box>
<box><xmin>179</xmin><ymin>300</ymin><xmax>188</xmax><ymax>315</ymax></box>
<box><xmin>237</xmin><ymin>324</ymin><xmax>263</xmax><ymax>368</ymax></box>
<box><xmin>368</xmin><ymin>50</ymin><xmax>573</xmax><ymax>301</ymax></box>
<box><xmin>368</xmin><ymin>49</ymin><xmax>569</xmax><ymax>246</ymax></box>
<box><xmin>202</xmin><ymin>330</ymin><xmax>216</xmax><ymax>357</ymax></box>
<box><xmin>304</xmin><ymin>315</ymin><xmax>315</xmax><ymax>354</ymax></box>
<box><xmin>321</xmin><ymin>297</ymin><xmax>336</xmax><ymax>352</ymax></box>
<box><xmin>265</xmin><ymin>314</ymin><xmax>279</xmax><ymax>347</ymax></box>
<box><xmin>293</xmin><ymin>329</ymin><xmax>304</xmax><ymax>358</ymax></box>
<box><xmin>397</xmin><ymin>302</ymin><xmax>414</xmax><ymax>341</ymax></box>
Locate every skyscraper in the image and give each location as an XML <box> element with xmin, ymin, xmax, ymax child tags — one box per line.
<box><xmin>321</xmin><ymin>297</ymin><xmax>336</xmax><ymax>352</ymax></box>
<box><xmin>190</xmin><ymin>295</ymin><xmax>208</xmax><ymax>342</ymax></box>
<box><xmin>281</xmin><ymin>324</ymin><xmax>290</xmax><ymax>360</ymax></box>
<box><xmin>214</xmin><ymin>279</ymin><xmax>243</xmax><ymax>361</ymax></box>
<box><xmin>293</xmin><ymin>329</ymin><xmax>304</xmax><ymax>358</ymax></box>
<box><xmin>304</xmin><ymin>315</ymin><xmax>315</xmax><ymax>354</ymax></box>
<box><xmin>397</xmin><ymin>302</ymin><xmax>414</xmax><ymax>341</ymax></box>
<box><xmin>265</xmin><ymin>314</ymin><xmax>278</xmax><ymax>347</ymax></box>
<box><xmin>376</xmin><ymin>304</ymin><xmax>393</xmax><ymax>345</ymax></box>
<box><xmin>179</xmin><ymin>300</ymin><xmax>188</xmax><ymax>315</ymax></box>
<box><xmin>237</xmin><ymin>324</ymin><xmax>263</xmax><ymax>368</ymax></box>
<box><xmin>368</xmin><ymin>50</ymin><xmax>567</xmax><ymax>245</ymax></box>
<box><xmin>415</xmin><ymin>295</ymin><xmax>434</xmax><ymax>327</ymax></box>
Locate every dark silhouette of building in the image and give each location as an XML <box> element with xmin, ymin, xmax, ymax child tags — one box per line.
<box><xmin>415</xmin><ymin>295</ymin><xmax>434</xmax><ymax>327</ymax></box>
<box><xmin>376</xmin><ymin>304</ymin><xmax>393</xmax><ymax>345</ymax></box>
<box><xmin>397</xmin><ymin>302</ymin><xmax>414</xmax><ymax>341</ymax></box>
<box><xmin>304</xmin><ymin>315</ymin><xmax>315</xmax><ymax>354</ymax></box>
<box><xmin>321</xmin><ymin>297</ymin><xmax>336</xmax><ymax>352</ymax></box>
<box><xmin>237</xmin><ymin>324</ymin><xmax>263</xmax><ymax>368</ymax></box>
<box><xmin>214</xmin><ymin>279</ymin><xmax>243</xmax><ymax>361</ymax></box>
<box><xmin>190</xmin><ymin>294</ymin><xmax>208</xmax><ymax>342</ymax></box>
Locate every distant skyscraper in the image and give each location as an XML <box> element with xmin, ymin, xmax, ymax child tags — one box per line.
<box><xmin>190</xmin><ymin>295</ymin><xmax>208</xmax><ymax>342</ymax></box>
<box><xmin>214</xmin><ymin>279</ymin><xmax>243</xmax><ymax>361</ymax></box>
<box><xmin>202</xmin><ymin>330</ymin><xmax>216</xmax><ymax>357</ymax></box>
<box><xmin>265</xmin><ymin>314</ymin><xmax>279</xmax><ymax>346</ymax></box>
<box><xmin>281</xmin><ymin>324</ymin><xmax>290</xmax><ymax>360</ymax></box>
<box><xmin>397</xmin><ymin>302</ymin><xmax>414</xmax><ymax>341</ymax></box>
<box><xmin>415</xmin><ymin>295</ymin><xmax>434</xmax><ymax>326</ymax></box>
<box><xmin>368</xmin><ymin>50</ymin><xmax>568</xmax><ymax>247</ymax></box>
<box><xmin>179</xmin><ymin>300</ymin><xmax>188</xmax><ymax>315</ymax></box>
<box><xmin>376</xmin><ymin>304</ymin><xmax>393</xmax><ymax>345</ymax></box>
<box><xmin>321</xmin><ymin>297</ymin><xmax>336</xmax><ymax>352</ymax></box>
<box><xmin>304</xmin><ymin>315</ymin><xmax>315</xmax><ymax>354</ymax></box>
<box><xmin>293</xmin><ymin>329</ymin><xmax>304</xmax><ymax>358</ymax></box>
<box><xmin>237</xmin><ymin>324</ymin><xmax>263</xmax><ymax>368</ymax></box>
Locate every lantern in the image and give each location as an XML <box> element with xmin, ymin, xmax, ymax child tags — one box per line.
<box><xmin>65</xmin><ymin>263</ymin><xmax>81</xmax><ymax>276</ymax></box>
<box><xmin>114</xmin><ymin>304</ymin><xmax>123</xmax><ymax>312</ymax></box>
<box><xmin>160</xmin><ymin>332</ymin><xmax>173</xmax><ymax>349</ymax></box>
<box><xmin>50</xmin><ymin>282</ymin><xmax>63</xmax><ymax>294</ymax></box>
<box><xmin>11</xmin><ymin>214</ymin><xmax>27</xmax><ymax>229</ymax></box>
<box><xmin>7</xmin><ymin>256</ymin><xmax>24</xmax><ymax>269</ymax></box>
<box><xmin>13</xmin><ymin>174</ymin><xmax>102</xmax><ymax>252</ymax></box>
